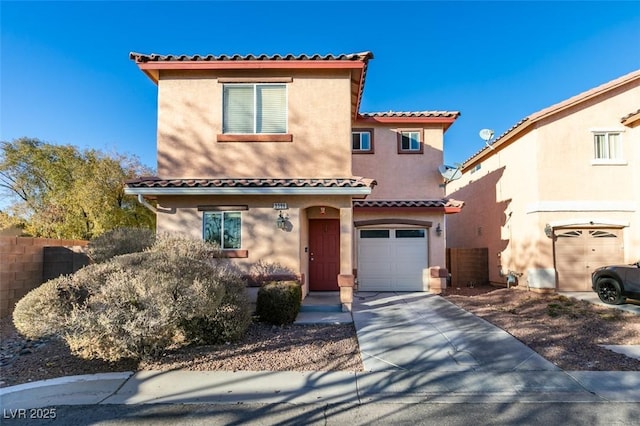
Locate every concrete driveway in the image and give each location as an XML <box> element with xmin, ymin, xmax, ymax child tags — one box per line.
<box><xmin>352</xmin><ymin>292</ymin><xmax>559</xmax><ymax>373</ymax></box>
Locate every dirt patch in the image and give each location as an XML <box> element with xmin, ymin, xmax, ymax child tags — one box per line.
<box><xmin>444</xmin><ymin>285</ymin><xmax>640</xmax><ymax>371</ymax></box>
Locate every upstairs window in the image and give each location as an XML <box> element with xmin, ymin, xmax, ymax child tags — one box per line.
<box><xmin>352</xmin><ymin>129</ymin><xmax>374</xmax><ymax>153</ymax></box>
<box><xmin>592</xmin><ymin>131</ymin><xmax>624</xmax><ymax>164</ymax></box>
<box><xmin>223</xmin><ymin>84</ymin><xmax>287</xmax><ymax>134</ymax></box>
<box><xmin>397</xmin><ymin>130</ymin><xmax>423</xmax><ymax>154</ymax></box>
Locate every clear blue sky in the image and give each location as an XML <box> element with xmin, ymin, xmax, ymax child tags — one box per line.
<box><xmin>2</xmin><ymin>1</ymin><xmax>639</xmax><ymax>170</ymax></box>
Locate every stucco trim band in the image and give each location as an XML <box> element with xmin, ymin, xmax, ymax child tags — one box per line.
<box><xmin>526</xmin><ymin>201</ymin><xmax>636</xmax><ymax>213</ymax></box>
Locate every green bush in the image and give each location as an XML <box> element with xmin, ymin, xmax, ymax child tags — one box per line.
<box><xmin>13</xmin><ymin>236</ymin><xmax>251</xmax><ymax>361</ymax></box>
<box><xmin>88</xmin><ymin>227</ymin><xmax>155</xmax><ymax>263</ymax></box>
<box><xmin>256</xmin><ymin>281</ymin><xmax>302</xmax><ymax>325</ymax></box>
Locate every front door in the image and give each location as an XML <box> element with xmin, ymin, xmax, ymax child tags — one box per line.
<box><xmin>309</xmin><ymin>219</ymin><xmax>340</xmax><ymax>291</ymax></box>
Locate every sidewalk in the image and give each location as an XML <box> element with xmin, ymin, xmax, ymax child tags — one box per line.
<box><xmin>2</xmin><ymin>292</ymin><xmax>639</xmax><ymax>409</ymax></box>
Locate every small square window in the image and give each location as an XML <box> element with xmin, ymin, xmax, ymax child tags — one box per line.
<box><xmin>352</xmin><ymin>129</ymin><xmax>374</xmax><ymax>153</ymax></box>
<box><xmin>397</xmin><ymin>130</ymin><xmax>423</xmax><ymax>154</ymax></box>
<box><xmin>593</xmin><ymin>132</ymin><xmax>622</xmax><ymax>161</ymax></box>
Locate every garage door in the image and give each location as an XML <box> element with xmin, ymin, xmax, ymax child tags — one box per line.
<box><xmin>554</xmin><ymin>228</ymin><xmax>624</xmax><ymax>291</ymax></box>
<box><xmin>357</xmin><ymin>228</ymin><xmax>428</xmax><ymax>291</ymax></box>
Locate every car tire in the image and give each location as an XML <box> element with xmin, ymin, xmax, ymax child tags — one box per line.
<box><xmin>596</xmin><ymin>278</ymin><xmax>625</xmax><ymax>305</ymax></box>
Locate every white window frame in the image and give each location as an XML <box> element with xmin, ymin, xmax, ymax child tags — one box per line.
<box><xmin>591</xmin><ymin>129</ymin><xmax>626</xmax><ymax>165</ymax></box>
<box><xmin>352</xmin><ymin>130</ymin><xmax>373</xmax><ymax>152</ymax></box>
<box><xmin>222</xmin><ymin>83</ymin><xmax>287</xmax><ymax>134</ymax></box>
<box><xmin>202</xmin><ymin>211</ymin><xmax>242</xmax><ymax>250</ymax></box>
<box><xmin>398</xmin><ymin>130</ymin><xmax>422</xmax><ymax>153</ymax></box>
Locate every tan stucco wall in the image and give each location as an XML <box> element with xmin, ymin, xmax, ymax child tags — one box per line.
<box><xmin>352</xmin><ymin>124</ymin><xmax>446</xmax><ymax>199</ymax></box>
<box><xmin>156</xmin><ymin>69</ymin><xmax>353</xmax><ymax>178</ymax></box>
<box><xmin>154</xmin><ymin>194</ymin><xmax>354</xmax><ymax>295</ymax></box>
<box><xmin>447</xmin><ymin>81</ymin><xmax>640</xmax><ymax>289</ymax></box>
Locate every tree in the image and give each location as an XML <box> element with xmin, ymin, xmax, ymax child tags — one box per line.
<box><xmin>0</xmin><ymin>137</ymin><xmax>155</xmax><ymax>239</ymax></box>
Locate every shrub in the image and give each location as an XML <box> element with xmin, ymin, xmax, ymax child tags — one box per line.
<box><xmin>13</xmin><ymin>235</ymin><xmax>251</xmax><ymax>361</ymax></box>
<box><xmin>181</xmin><ymin>274</ymin><xmax>252</xmax><ymax>344</ymax></box>
<box><xmin>13</xmin><ymin>277</ymin><xmax>71</xmax><ymax>339</ymax></box>
<box><xmin>248</xmin><ymin>260</ymin><xmax>297</xmax><ymax>286</ymax></box>
<box><xmin>256</xmin><ymin>281</ymin><xmax>302</xmax><ymax>325</ymax></box>
<box><xmin>147</xmin><ymin>233</ymin><xmax>224</xmax><ymax>264</ymax></box>
<box><xmin>88</xmin><ymin>227</ymin><xmax>155</xmax><ymax>263</ymax></box>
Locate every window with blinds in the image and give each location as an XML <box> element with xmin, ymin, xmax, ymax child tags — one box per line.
<box><xmin>593</xmin><ymin>132</ymin><xmax>621</xmax><ymax>160</ymax></box>
<box><xmin>223</xmin><ymin>84</ymin><xmax>287</xmax><ymax>134</ymax></box>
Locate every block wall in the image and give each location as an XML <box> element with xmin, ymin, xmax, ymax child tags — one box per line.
<box><xmin>0</xmin><ymin>237</ymin><xmax>88</xmax><ymax>318</ymax></box>
<box><xmin>447</xmin><ymin>248</ymin><xmax>489</xmax><ymax>289</ymax></box>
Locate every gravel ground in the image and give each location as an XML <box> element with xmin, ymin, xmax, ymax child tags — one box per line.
<box><xmin>2</xmin><ymin>285</ymin><xmax>639</xmax><ymax>388</ymax></box>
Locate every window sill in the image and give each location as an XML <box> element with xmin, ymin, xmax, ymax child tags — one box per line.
<box><xmin>591</xmin><ymin>160</ymin><xmax>627</xmax><ymax>166</ymax></box>
<box><xmin>352</xmin><ymin>150</ymin><xmax>375</xmax><ymax>154</ymax></box>
<box><xmin>217</xmin><ymin>134</ymin><xmax>293</xmax><ymax>143</ymax></box>
<box><xmin>223</xmin><ymin>250</ymin><xmax>248</xmax><ymax>258</ymax></box>
<box><xmin>397</xmin><ymin>150</ymin><xmax>424</xmax><ymax>155</ymax></box>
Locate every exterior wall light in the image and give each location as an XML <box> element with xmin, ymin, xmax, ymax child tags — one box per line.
<box><xmin>435</xmin><ymin>223</ymin><xmax>442</xmax><ymax>236</ymax></box>
<box><xmin>276</xmin><ymin>211</ymin><xmax>289</xmax><ymax>230</ymax></box>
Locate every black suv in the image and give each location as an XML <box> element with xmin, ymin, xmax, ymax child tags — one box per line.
<box><xmin>591</xmin><ymin>261</ymin><xmax>640</xmax><ymax>305</ymax></box>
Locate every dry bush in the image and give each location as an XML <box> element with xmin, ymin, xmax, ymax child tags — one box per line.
<box><xmin>13</xmin><ymin>236</ymin><xmax>251</xmax><ymax>361</ymax></box>
<box><xmin>148</xmin><ymin>233</ymin><xmax>224</xmax><ymax>263</ymax></box>
<box><xmin>13</xmin><ymin>277</ymin><xmax>72</xmax><ymax>339</ymax></box>
<box><xmin>88</xmin><ymin>227</ymin><xmax>155</xmax><ymax>263</ymax></box>
<box><xmin>248</xmin><ymin>260</ymin><xmax>298</xmax><ymax>286</ymax></box>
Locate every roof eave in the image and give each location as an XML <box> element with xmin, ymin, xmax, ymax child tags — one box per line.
<box><xmin>356</xmin><ymin>115</ymin><xmax>459</xmax><ymax>130</ymax></box>
<box><xmin>124</xmin><ymin>187</ymin><xmax>372</xmax><ymax>196</ymax></box>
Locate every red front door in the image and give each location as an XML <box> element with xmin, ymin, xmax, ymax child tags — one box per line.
<box><xmin>309</xmin><ymin>219</ymin><xmax>340</xmax><ymax>291</ymax></box>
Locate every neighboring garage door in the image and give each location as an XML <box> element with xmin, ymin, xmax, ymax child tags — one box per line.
<box><xmin>357</xmin><ymin>228</ymin><xmax>428</xmax><ymax>291</ymax></box>
<box><xmin>554</xmin><ymin>228</ymin><xmax>624</xmax><ymax>291</ymax></box>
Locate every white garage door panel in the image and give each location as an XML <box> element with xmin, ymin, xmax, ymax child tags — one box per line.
<box><xmin>358</xmin><ymin>228</ymin><xmax>428</xmax><ymax>292</ymax></box>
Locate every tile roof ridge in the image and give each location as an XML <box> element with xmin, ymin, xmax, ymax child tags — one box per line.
<box><xmin>129</xmin><ymin>51</ymin><xmax>373</xmax><ymax>63</ymax></box>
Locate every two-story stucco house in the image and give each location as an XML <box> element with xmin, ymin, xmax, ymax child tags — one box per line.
<box><xmin>446</xmin><ymin>69</ymin><xmax>640</xmax><ymax>292</ymax></box>
<box><xmin>124</xmin><ymin>51</ymin><xmax>462</xmax><ymax>309</ymax></box>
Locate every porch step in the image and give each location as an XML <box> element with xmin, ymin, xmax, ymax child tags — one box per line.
<box><xmin>300</xmin><ymin>292</ymin><xmax>342</xmax><ymax>313</ymax></box>
<box><xmin>299</xmin><ymin>304</ymin><xmax>342</xmax><ymax>313</ymax></box>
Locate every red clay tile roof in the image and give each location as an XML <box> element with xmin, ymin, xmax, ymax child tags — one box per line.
<box><xmin>359</xmin><ymin>111</ymin><xmax>460</xmax><ymax>119</ymax></box>
<box><xmin>126</xmin><ymin>177</ymin><xmax>376</xmax><ymax>189</ymax></box>
<box><xmin>129</xmin><ymin>52</ymin><xmax>374</xmax><ymax>63</ymax></box>
<box><xmin>621</xmin><ymin>109</ymin><xmax>640</xmax><ymax>126</ymax></box>
<box><xmin>353</xmin><ymin>199</ymin><xmax>464</xmax><ymax>209</ymax></box>
<box><xmin>129</xmin><ymin>51</ymin><xmax>373</xmax><ymax>120</ymax></box>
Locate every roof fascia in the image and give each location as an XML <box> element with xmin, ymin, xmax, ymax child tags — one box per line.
<box><xmin>355</xmin><ymin>116</ymin><xmax>458</xmax><ymax>131</ymax></box>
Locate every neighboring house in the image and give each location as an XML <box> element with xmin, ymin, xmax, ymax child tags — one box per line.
<box><xmin>124</xmin><ymin>51</ymin><xmax>462</xmax><ymax>308</ymax></box>
<box><xmin>446</xmin><ymin>70</ymin><xmax>640</xmax><ymax>292</ymax></box>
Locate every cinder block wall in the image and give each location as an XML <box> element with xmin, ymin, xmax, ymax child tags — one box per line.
<box><xmin>0</xmin><ymin>237</ymin><xmax>88</xmax><ymax>318</ymax></box>
<box><xmin>447</xmin><ymin>248</ymin><xmax>489</xmax><ymax>288</ymax></box>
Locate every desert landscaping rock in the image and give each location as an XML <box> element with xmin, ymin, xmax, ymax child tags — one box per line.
<box><xmin>2</xmin><ymin>285</ymin><xmax>639</xmax><ymax>388</ymax></box>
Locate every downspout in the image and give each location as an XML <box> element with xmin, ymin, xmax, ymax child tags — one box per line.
<box><xmin>137</xmin><ymin>194</ymin><xmax>157</xmax><ymax>213</ymax></box>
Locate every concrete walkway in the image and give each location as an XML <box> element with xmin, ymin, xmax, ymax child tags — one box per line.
<box><xmin>2</xmin><ymin>292</ymin><xmax>640</xmax><ymax>410</ymax></box>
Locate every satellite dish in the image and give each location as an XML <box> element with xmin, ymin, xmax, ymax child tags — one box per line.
<box><xmin>438</xmin><ymin>164</ymin><xmax>462</xmax><ymax>183</ymax></box>
<box><xmin>479</xmin><ymin>128</ymin><xmax>496</xmax><ymax>150</ymax></box>
<box><xmin>479</xmin><ymin>128</ymin><xmax>494</xmax><ymax>141</ymax></box>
